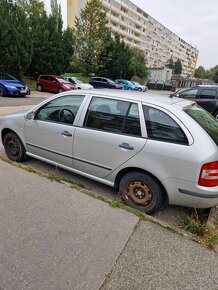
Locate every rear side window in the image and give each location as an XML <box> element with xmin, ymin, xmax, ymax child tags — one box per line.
<box><xmin>84</xmin><ymin>97</ymin><xmax>141</xmax><ymax>136</ymax></box>
<box><xmin>199</xmin><ymin>89</ymin><xmax>217</xmax><ymax>99</ymax></box>
<box><xmin>185</xmin><ymin>105</ymin><xmax>218</xmax><ymax>146</ymax></box>
<box><xmin>143</xmin><ymin>105</ymin><xmax>188</xmax><ymax>145</ymax></box>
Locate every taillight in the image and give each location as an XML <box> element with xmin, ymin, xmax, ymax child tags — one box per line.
<box><xmin>198</xmin><ymin>162</ymin><xmax>218</xmax><ymax>187</ymax></box>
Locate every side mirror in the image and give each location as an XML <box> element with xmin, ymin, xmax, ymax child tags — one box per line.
<box><xmin>25</xmin><ymin>111</ymin><xmax>35</xmax><ymax>120</ymax></box>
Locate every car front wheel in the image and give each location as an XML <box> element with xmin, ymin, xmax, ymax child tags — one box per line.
<box><xmin>119</xmin><ymin>172</ymin><xmax>164</xmax><ymax>214</ymax></box>
<box><xmin>3</xmin><ymin>132</ymin><xmax>27</xmax><ymax>162</ymax></box>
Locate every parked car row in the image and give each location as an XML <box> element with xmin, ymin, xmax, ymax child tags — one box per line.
<box><xmin>1</xmin><ymin>89</ymin><xmax>218</xmax><ymax>214</ymax></box>
<box><xmin>89</xmin><ymin>77</ymin><xmax>147</xmax><ymax>91</ymax></box>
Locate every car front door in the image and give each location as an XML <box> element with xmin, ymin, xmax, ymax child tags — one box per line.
<box><xmin>49</xmin><ymin>76</ymin><xmax>59</xmax><ymax>93</ymax></box>
<box><xmin>73</xmin><ymin>96</ymin><xmax>147</xmax><ymax>178</ymax></box>
<box><xmin>24</xmin><ymin>94</ymin><xmax>86</xmax><ymax>168</ymax></box>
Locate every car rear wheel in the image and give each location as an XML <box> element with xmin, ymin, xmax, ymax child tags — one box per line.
<box><xmin>3</xmin><ymin>132</ymin><xmax>27</xmax><ymax>162</ymax></box>
<box><xmin>119</xmin><ymin>172</ymin><xmax>164</xmax><ymax>214</ymax></box>
<box><xmin>37</xmin><ymin>85</ymin><xmax>42</xmax><ymax>92</ymax></box>
<box><xmin>0</xmin><ymin>86</ymin><xmax>5</xmax><ymax>96</ymax></box>
<box><xmin>213</xmin><ymin>110</ymin><xmax>218</xmax><ymax>120</ymax></box>
<box><xmin>138</xmin><ymin>88</ymin><xmax>142</xmax><ymax>91</ymax></box>
<box><xmin>58</xmin><ymin>88</ymin><xmax>64</xmax><ymax>93</ymax></box>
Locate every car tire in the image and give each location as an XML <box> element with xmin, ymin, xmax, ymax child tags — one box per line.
<box><xmin>138</xmin><ymin>88</ymin><xmax>142</xmax><ymax>92</ymax></box>
<box><xmin>0</xmin><ymin>86</ymin><xmax>5</xmax><ymax>97</ymax></box>
<box><xmin>3</xmin><ymin>132</ymin><xmax>27</xmax><ymax>162</ymax></box>
<box><xmin>58</xmin><ymin>89</ymin><xmax>64</xmax><ymax>93</ymax></box>
<box><xmin>213</xmin><ymin>110</ymin><xmax>218</xmax><ymax>120</ymax></box>
<box><xmin>37</xmin><ymin>85</ymin><xmax>42</xmax><ymax>92</ymax></box>
<box><xmin>119</xmin><ymin>171</ymin><xmax>164</xmax><ymax>214</ymax></box>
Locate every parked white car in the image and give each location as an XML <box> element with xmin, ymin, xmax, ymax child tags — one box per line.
<box><xmin>0</xmin><ymin>90</ymin><xmax>218</xmax><ymax>214</ymax></box>
<box><xmin>131</xmin><ymin>81</ymin><xmax>148</xmax><ymax>92</ymax></box>
<box><xmin>64</xmin><ymin>76</ymin><xmax>93</xmax><ymax>90</ymax></box>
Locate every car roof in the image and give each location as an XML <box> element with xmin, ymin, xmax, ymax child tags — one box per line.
<box><xmin>60</xmin><ymin>89</ymin><xmax>191</xmax><ymax>107</ymax></box>
<box><xmin>40</xmin><ymin>74</ymin><xmax>61</xmax><ymax>78</ymax></box>
<box><xmin>194</xmin><ymin>85</ymin><xmax>218</xmax><ymax>88</ymax></box>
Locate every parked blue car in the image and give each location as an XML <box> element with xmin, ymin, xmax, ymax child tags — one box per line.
<box><xmin>115</xmin><ymin>79</ymin><xmax>137</xmax><ymax>90</ymax></box>
<box><xmin>0</xmin><ymin>73</ymin><xmax>30</xmax><ymax>97</ymax></box>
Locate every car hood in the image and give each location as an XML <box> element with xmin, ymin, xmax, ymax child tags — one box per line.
<box><xmin>0</xmin><ymin>80</ymin><xmax>27</xmax><ymax>88</ymax></box>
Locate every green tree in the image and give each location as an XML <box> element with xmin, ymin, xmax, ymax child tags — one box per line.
<box><xmin>0</xmin><ymin>0</ymin><xmax>32</xmax><ymax>77</ymax></box>
<box><xmin>74</xmin><ymin>0</ymin><xmax>111</xmax><ymax>74</ymax></box>
<box><xmin>101</xmin><ymin>34</ymin><xmax>132</xmax><ymax>79</ymax></box>
<box><xmin>174</xmin><ymin>59</ymin><xmax>183</xmax><ymax>75</ymax></box>
<box><xmin>129</xmin><ymin>47</ymin><xmax>148</xmax><ymax>79</ymax></box>
<box><xmin>27</xmin><ymin>0</ymin><xmax>74</xmax><ymax>76</ymax></box>
<box><xmin>207</xmin><ymin>65</ymin><xmax>218</xmax><ymax>83</ymax></box>
<box><xmin>194</xmin><ymin>66</ymin><xmax>206</xmax><ymax>79</ymax></box>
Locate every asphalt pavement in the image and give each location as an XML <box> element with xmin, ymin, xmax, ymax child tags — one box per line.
<box><xmin>0</xmin><ymin>159</ymin><xmax>218</xmax><ymax>290</ymax></box>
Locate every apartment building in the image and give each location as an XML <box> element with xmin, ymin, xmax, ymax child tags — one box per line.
<box><xmin>67</xmin><ymin>0</ymin><xmax>199</xmax><ymax>76</ymax></box>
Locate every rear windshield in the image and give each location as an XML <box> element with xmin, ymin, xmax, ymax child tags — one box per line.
<box><xmin>184</xmin><ymin>105</ymin><xmax>218</xmax><ymax>146</ymax></box>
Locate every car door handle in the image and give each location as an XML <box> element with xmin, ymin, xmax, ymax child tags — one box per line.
<box><xmin>119</xmin><ymin>143</ymin><xmax>134</xmax><ymax>150</ymax></box>
<box><xmin>61</xmin><ymin>130</ymin><xmax>72</xmax><ymax>137</ymax></box>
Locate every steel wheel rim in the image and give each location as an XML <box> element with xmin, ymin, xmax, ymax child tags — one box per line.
<box><xmin>7</xmin><ymin>138</ymin><xmax>19</xmax><ymax>157</ymax></box>
<box><xmin>127</xmin><ymin>181</ymin><xmax>152</xmax><ymax>206</ymax></box>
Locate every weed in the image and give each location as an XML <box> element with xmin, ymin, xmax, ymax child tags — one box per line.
<box><xmin>109</xmin><ymin>200</ymin><xmax>120</xmax><ymax>208</ymax></box>
<box><xmin>47</xmin><ymin>173</ymin><xmax>62</xmax><ymax>183</ymax></box>
<box><xmin>181</xmin><ymin>208</ymin><xmax>218</xmax><ymax>250</ymax></box>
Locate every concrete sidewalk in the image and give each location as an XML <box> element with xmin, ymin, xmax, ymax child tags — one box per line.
<box><xmin>0</xmin><ymin>160</ymin><xmax>218</xmax><ymax>290</ymax></box>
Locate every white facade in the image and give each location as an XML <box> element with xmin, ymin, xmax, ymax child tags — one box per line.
<box><xmin>67</xmin><ymin>0</ymin><xmax>199</xmax><ymax>77</ymax></box>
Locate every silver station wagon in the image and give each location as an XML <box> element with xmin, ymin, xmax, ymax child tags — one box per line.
<box><xmin>1</xmin><ymin>90</ymin><xmax>218</xmax><ymax>214</ymax></box>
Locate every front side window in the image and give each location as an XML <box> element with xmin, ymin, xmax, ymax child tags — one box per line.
<box><xmin>143</xmin><ymin>105</ymin><xmax>188</xmax><ymax>144</ymax></box>
<box><xmin>84</xmin><ymin>97</ymin><xmax>141</xmax><ymax>136</ymax></box>
<box><xmin>199</xmin><ymin>89</ymin><xmax>217</xmax><ymax>99</ymax></box>
<box><xmin>35</xmin><ymin>95</ymin><xmax>85</xmax><ymax>125</ymax></box>
<box><xmin>180</xmin><ymin>89</ymin><xmax>198</xmax><ymax>99</ymax></box>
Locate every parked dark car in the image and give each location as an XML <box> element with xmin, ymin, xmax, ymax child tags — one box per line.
<box><xmin>171</xmin><ymin>85</ymin><xmax>218</xmax><ymax>119</ymax></box>
<box><xmin>0</xmin><ymin>73</ymin><xmax>30</xmax><ymax>97</ymax></box>
<box><xmin>37</xmin><ymin>75</ymin><xmax>76</xmax><ymax>93</ymax></box>
<box><xmin>89</xmin><ymin>77</ymin><xmax>123</xmax><ymax>89</ymax></box>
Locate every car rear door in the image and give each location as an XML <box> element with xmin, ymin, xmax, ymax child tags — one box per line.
<box><xmin>24</xmin><ymin>94</ymin><xmax>87</xmax><ymax>168</ymax></box>
<box><xmin>73</xmin><ymin>95</ymin><xmax>147</xmax><ymax>178</ymax></box>
<box><xmin>196</xmin><ymin>88</ymin><xmax>217</xmax><ymax>113</ymax></box>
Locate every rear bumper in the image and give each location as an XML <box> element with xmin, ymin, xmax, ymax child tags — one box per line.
<box><xmin>163</xmin><ymin>178</ymin><xmax>218</xmax><ymax>209</ymax></box>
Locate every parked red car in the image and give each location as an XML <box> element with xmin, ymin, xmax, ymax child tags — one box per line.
<box><xmin>37</xmin><ymin>75</ymin><xmax>76</xmax><ymax>93</ymax></box>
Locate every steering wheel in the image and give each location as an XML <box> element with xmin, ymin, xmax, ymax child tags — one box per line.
<box><xmin>58</xmin><ymin>109</ymin><xmax>75</xmax><ymax>124</ymax></box>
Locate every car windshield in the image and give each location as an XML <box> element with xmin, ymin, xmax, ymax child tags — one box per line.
<box><xmin>0</xmin><ymin>73</ymin><xmax>17</xmax><ymax>81</ymax></box>
<box><xmin>74</xmin><ymin>78</ymin><xmax>83</xmax><ymax>84</ymax></box>
<box><xmin>57</xmin><ymin>77</ymin><xmax>71</xmax><ymax>84</ymax></box>
<box><xmin>184</xmin><ymin>105</ymin><xmax>218</xmax><ymax>146</ymax></box>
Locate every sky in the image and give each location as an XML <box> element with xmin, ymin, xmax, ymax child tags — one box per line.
<box><xmin>43</xmin><ymin>0</ymin><xmax>218</xmax><ymax>69</ymax></box>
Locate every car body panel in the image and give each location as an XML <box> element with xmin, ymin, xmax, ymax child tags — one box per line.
<box><xmin>115</xmin><ymin>79</ymin><xmax>136</xmax><ymax>90</ymax></box>
<box><xmin>0</xmin><ymin>73</ymin><xmax>30</xmax><ymax>97</ymax></box>
<box><xmin>64</xmin><ymin>77</ymin><xmax>94</xmax><ymax>90</ymax></box>
<box><xmin>0</xmin><ymin>90</ymin><xmax>218</xmax><ymax>209</ymax></box>
<box><xmin>89</xmin><ymin>77</ymin><xmax>123</xmax><ymax>89</ymax></box>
